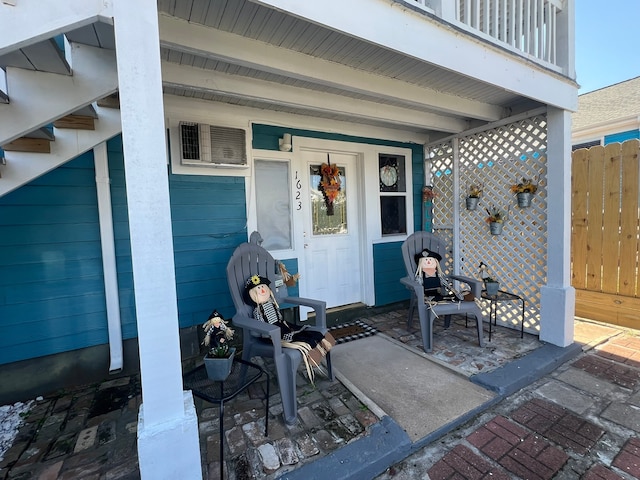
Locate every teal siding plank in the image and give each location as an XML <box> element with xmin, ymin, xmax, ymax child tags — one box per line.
<box><xmin>171</xmin><ymin>219</ymin><xmax>247</xmax><ymax>237</ymax></box>
<box><xmin>1</xmin><ymin>293</ymin><xmax>107</xmax><ymax>329</ymax></box>
<box><xmin>1</xmin><ymin>313</ymin><xmax>107</xmax><ymax>346</ymax></box>
<box><xmin>373</xmin><ymin>242</ymin><xmax>410</xmax><ymax>306</ymax></box>
<box><xmin>1</xmin><ymin>185</ymin><xmax>99</xmax><ymax>205</ymax></box>
<box><xmin>2</xmin><ymin>328</ymin><xmax>108</xmax><ymax>364</ymax></box>
<box><xmin>0</xmin><ymin>224</ymin><xmax>101</xmax><ymax>246</ymax></box>
<box><xmin>0</xmin><ymin>205</ymin><xmax>101</xmax><ymax>225</ymax></box>
<box><xmin>0</xmin><ymin>258</ymin><xmax>103</xmax><ymax>286</ymax></box>
<box><xmin>170</xmin><ymin>204</ymin><xmax>246</xmax><ymax>221</ymax></box>
<box><xmin>0</xmin><ymin>241</ymin><xmax>103</xmax><ymax>266</ymax></box>
<box><xmin>604</xmin><ymin>129</ymin><xmax>640</xmax><ymax>144</ymax></box>
<box><xmin>4</xmin><ymin>276</ymin><xmax>105</xmax><ymax>305</ymax></box>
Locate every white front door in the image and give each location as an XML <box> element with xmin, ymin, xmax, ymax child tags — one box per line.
<box><xmin>298</xmin><ymin>149</ymin><xmax>362</xmax><ymax>309</ymax></box>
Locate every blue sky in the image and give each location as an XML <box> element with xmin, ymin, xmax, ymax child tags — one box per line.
<box><xmin>575</xmin><ymin>0</ymin><xmax>640</xmax><ymax>93</ymax></box>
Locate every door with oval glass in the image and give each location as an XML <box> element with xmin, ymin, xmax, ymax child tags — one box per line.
<box><xmin>298</xmin><ymin>149</ymin><xmax>362</xmax><ymax>309</ymax></box>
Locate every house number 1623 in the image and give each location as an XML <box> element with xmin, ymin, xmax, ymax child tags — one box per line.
<box><xmin>295</xmin><ymin>171</ymin><xmax>302</xmax><ymax>210</ymax></box>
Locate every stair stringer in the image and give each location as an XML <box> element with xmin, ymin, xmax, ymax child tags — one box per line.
<box><xmin>0</xmin><ymin>106</ymin><xmax>121</xmax><ymax>197</ymax></box>
<box><xmin>0</xmin><ymin>42</ymin><xmax>118</xmax><ymax>145</ymax></box>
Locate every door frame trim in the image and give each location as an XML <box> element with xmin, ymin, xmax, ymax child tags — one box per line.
<box><xmin>295</xmin><ymin>138</ymin><xmax>367</xmax><ymax>309</ymax></box>
<box><xmin>247</xmin><ymin>137</ymin><xmax>414</xmax><ymax>309</ymax></box>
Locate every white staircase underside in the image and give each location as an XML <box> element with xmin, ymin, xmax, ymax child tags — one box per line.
<box><xmin>0</xmin><ymin>0</ymin><xmax>112</xmax><ymax>56</ymax></box>
<box><xmin>0</xmin><ymin>106</ymin><xmax>121</xmax><ymax>197</ymax></box>
<box><xmin>0</xmin><ymin>43</ymin><xmax>118</xmax><ymax>145</ymax></box>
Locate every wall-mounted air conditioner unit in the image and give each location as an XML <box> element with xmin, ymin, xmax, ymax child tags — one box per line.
<box><xmin>179</xmin><ymin>122</ymin><xmax>247</xmax><ymax>167</ymax></box>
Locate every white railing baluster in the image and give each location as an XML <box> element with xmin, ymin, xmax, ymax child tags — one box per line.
<box><xmin>516</xmin><ymin>0</ymin><xmax>523</xmax><ymax>50</ymax></box>
<box><xmin>537</xmin><ymin>0</ymin><xmax>544</xmax><ymax>58</ymax></box>
<box><xmin>396</xmin><ymin>0</ymin><xmax>561</xmax><ymax>69</ymax></box>
<box><xmin>496</xmin><ymin>0</ymin><xmax>501</xmax><ymax>40</ymax></box>
<box><xmin>473</xmin><ymin>0</ymin><xmax>480</xmax><ymax>31</ymax></box>
<box><xmin>524</xmin><ymin>0</ymin><xmax>532</xmax><ymax>55</ymax></box>
<box><xmin>500</xmin><ymin>0</ymin><xmax>507</xmax><ymax>42</ymax></box>
<box><xmin>552</xmin><ymin>4</ymin><xmax>557</xmax><ymax>64</ymax></box>
<box><xmin>509</xmin><ymin>0</ymin><xmax>516</xmax><ymax>47</ymax></box>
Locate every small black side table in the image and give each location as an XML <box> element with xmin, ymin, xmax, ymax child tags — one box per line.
<box><xmin>480</xmin><ymin>289</ymin><xmax>526</xmax><ymax>341</ymax></box>
<box><xmin>183</xmin><ymin>358</ymin><xmax>269</xmax><ymax>480</ymax></box>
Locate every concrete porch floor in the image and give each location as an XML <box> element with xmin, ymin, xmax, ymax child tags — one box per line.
<box><xmin>1</xmin><ymin>305</ymin><xmax>637</xmax><ymax>480</ymax></box>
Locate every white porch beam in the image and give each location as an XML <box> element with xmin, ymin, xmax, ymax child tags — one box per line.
<box><xmin>0</xmin><ymin>0</ymin><xmax>112</xmax><ymax>55</ymax></box>
<box><xmin>540</xmin><ymin>106</ymin><xmax>575</xmax><ymax>347</ymax></box>
<box><xmin>0</xmin><ymin>43</ymin><xmax>118</xmax><ymax>145</ymax></box>
<box><xmin>162</xmin><ymin>61</ymin><xmax>469</xmax><ymax>133</ymax></box>
<box><xmin>250</xmin><ymin>0</ymin><xmax>578</xmax><ymax>112</ymax></box>
<box><xmin>112</xmin><ymin>1</ymin><xmax>201</xmax><ymax>479</ymax></box>
<box><xmin>158</xmin><ymin>15</ymin><xmax>505</xmax><ymax>123</ymax></box>
<box><xmin>0</xmin><ymin>106</ymin><xmax>121</xmax><ymax>197</ymax></box>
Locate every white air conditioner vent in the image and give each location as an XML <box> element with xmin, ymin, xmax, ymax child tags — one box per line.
<box><xmin>179</xmin><ymin>122</ymin><xmax>247</xmax><ymax>167</ymax></box>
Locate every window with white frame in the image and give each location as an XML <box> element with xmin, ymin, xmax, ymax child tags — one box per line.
<box><xmin>378</xmin><ymin>153</ymin><xmax>407</xmax><ymax>236</ymax></box>
<box><xmin>254</xmin><ymin>159</ymin><xmax>292</xmax><ymax>250</ymax></box>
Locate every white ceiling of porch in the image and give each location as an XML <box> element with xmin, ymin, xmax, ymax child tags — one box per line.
<box><xmin>1</xmin><ymin>0</ymin><xmax>545</xmax><ymax>141</ymax></box>
<box><xmin>156</xmin><ymin>0</ymin><xmax>542</xmax><ymax>139</ymax></box>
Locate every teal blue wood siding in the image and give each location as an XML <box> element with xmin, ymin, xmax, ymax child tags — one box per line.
<box><xmin>1</xmin><ymin>124</ymin><xmax>420</xmax><ymax>366</ymax></box>
<box><xmin>168</xmin><ymin>172</ymin><xmax>247</xmax><ymax>326</ymax></box>
<box><xmin>0</xmin><ymin>151</ymin><xmax>109</xmax><ymax>364</ymax></box>
<box><xmin>373</xmin><ymin>242</ymin><xmax>410</xmax><ymax>305</ymax></box>
<box><xmin>107</xmin><ymin>137</ymin><xmax>247</xmax><ymax>332</ymax></box>
<box><xmin>605</xmin><ymin>129</ymin><xmax>640</xmax><ymax>144</ymax></box>
<box><xmin>0</xmin><ymin>135</ymin><xmax>248</xmax><ymax>365</ymax></box>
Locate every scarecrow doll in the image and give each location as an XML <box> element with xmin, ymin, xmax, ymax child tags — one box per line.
<box><xmin>414</xmin><ymin>249</ymin><xmax>465</xmax><ymax>301</ymax></box>
<box><xmin>201</xmin><ymin>310</ymin><xmax>234</xmax><ymax>349</ymax></box>
<box><xmin>243</xmin><ymin>274</ymin><xmax>335</xmax><ymax>383</ymax></box>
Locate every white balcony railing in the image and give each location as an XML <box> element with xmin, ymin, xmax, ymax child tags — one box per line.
<box><xmin>407</xmin><ymin>0</ymin><xmax>563</xmax><ymax>70</ymax></box>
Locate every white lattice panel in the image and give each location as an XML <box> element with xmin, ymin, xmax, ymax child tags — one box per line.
<box><xmin>429</xmin><ymin>142</ymin><xmax>455</xmax><ymax>274</ymax></box>
<box><xmin>428</xmin><ymin>115</ymin><xmax>548</xmax><ymax>333</ymax></box>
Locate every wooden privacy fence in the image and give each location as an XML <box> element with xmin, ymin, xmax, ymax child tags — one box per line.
<box><xmin>571</xmin><ymin>139</ymin><xmax>640</xmax><ymax>328</ymax></box>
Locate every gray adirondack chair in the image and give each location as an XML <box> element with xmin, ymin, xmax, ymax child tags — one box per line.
<box><xmin>400</xmin><ymin>231</ymin><xmax>485</xmax><ymax>352</ymax></box>
<box><xmin>226</xmin><ymin>241</ymin><xmax>333</xmax><ymax>425</ymax></box>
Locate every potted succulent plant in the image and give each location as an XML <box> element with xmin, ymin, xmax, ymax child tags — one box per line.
<box><xmin>479</xmin><ymin>262</ymin><xmax>500</xmax><ymax>296</ymax></box>
<box><xmin>466</xmin><ymin>184</ymin><xmax>483</xmax><ymax>210</ymax></box>
<box><xmin>510</xmin><ymin>177</ymin><xmax>538</xmax><ymax>208</ymax></box>
<box><xmin>483</xmin><ymin>276</ymin><xmax>500</xmax><ymax>296</ymax></box>
<box><xmin>485</xmin><ymin>205</ymin><xmax>508</xmax><ymax>235</ymax></box>
<box><xmin>202</xmin><ymin>310</ymin><xmax>236</xmax><ymax>381</ymax></box>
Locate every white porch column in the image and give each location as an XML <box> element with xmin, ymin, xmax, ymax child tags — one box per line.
<box><xmin>112</xmin><ymin>1</ymin><xmax>202</xmax><ymax>479</ymax></box>
<box><xmin>539</xmin><ymin>107</ymin><xmax>575</xmax><ymax>346</ymax></box>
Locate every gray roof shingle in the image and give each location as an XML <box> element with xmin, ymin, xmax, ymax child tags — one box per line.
<box><xmin>572</xmin><ymin>76</ymin><xmax>640</xmax><ymax>130</ymax></box>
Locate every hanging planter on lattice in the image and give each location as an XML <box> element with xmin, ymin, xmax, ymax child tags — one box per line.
<box><xmin>465</xmin><ymin>184</ymin><xmax>483</xmax><ymax>210</ymax></box>
<box><xmin>510</xmin><ymin>177</ymin><xmax>538</xmax><ymax>208</ymax></box>
<box><xmin>485</xmin><ymin>205</ymin><xmax>509</xmax><ymax>235</ymax></box>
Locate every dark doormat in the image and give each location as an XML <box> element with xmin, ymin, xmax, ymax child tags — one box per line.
<box><xmin>329</xmin><ymin>320</ymin><xmax>377</xmax><ymax>344</ymax></box>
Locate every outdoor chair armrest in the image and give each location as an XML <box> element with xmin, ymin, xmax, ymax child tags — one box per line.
<box><xmin>281</xmin><ymin>296</ymin><xmax>327</xmax><ymax>329</ymax></box>
<box><xmin>449</xmin><ymin>275</ymin><xmax>483</xmax><ymax>298</ymax></box>
<box><xmin>400</xmin><ymin>276</ymin><xmax>427</xmax><ymax>304</ymax></box>
<box><xmin>232</xmin><ymin>314</ymin><xmax>284</xmax><ymax>356</ymax></box>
